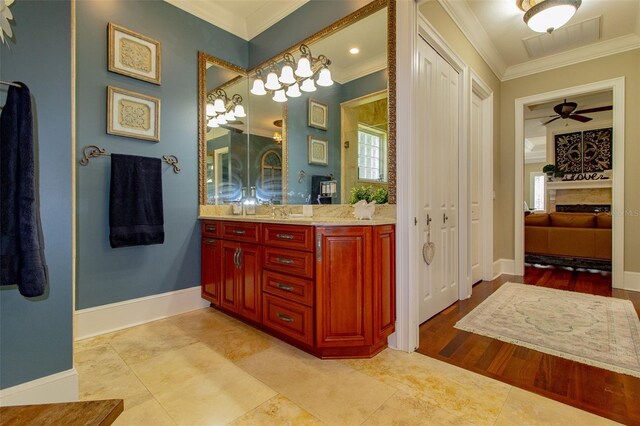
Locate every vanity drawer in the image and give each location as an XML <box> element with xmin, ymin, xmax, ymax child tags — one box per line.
<box><xmin>263</xmin><ymin>269</ymin><xmax>314</xmax><ymax>307</ymax></box>
<box><xmin>221</xmin><ymin>221</ymin><xmax>261</xmax><ymax>243</ymax></box>
<box><xmin>263</xmin><ymin>294</ymin><xmax>313</xmax><ymax>346</ymax></box>
<box><xmin>202</xmin><ymin>221</ymin><xmax>220</xmax><ymax>238</ymax></box>
<box><xmin>263</xmin><ymin>224</ymin><xmax>314</xmax><ymax>252</ymax></box>
<box><xmin>263</xmin><ymin>247</ymin><xmax>314</xmax><ymax>279</ymax></box>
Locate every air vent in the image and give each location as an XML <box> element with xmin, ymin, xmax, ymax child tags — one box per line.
<box><xmin>523</xmin><ymin>16</ymin><xmax>601</xmax><ymax>59</ymax></box>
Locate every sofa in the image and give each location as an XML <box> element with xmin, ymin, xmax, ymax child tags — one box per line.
<box><xmin>525</xmin><ymin>212</ymin><xmax>611</xmax><ymax>269</ymax></box>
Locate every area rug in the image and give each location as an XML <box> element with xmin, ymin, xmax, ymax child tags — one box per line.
<box><xmin>454</xmin><ymin>282</ymin><xmax>640</xmax><ymax>378</ymax></box>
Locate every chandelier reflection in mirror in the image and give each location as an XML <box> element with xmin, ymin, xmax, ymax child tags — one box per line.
<box><xmin>250</xmin><ymin>43</ymin><xmax>333</xmax><ymax>103</ymax></box>
<box><xmin>206</xmin><ymin>88</ymin><xmax>246</xmax><ymax>128</ymax></box>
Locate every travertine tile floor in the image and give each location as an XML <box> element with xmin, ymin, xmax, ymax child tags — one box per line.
<box><xmin>75</xmin><ymin>308</ymin><xmax>618</xmax><ymax>425</ymax></box>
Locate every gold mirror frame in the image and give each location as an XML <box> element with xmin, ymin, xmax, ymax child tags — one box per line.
<box><xmin>198</xmin><ymin>0</ymin><xmax>396</xmax><ymax>205</ymax></box>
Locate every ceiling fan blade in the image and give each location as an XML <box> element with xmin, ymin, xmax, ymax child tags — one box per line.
<box><xmin>573</xmin><ymin>105</ymin><xmax>613</xmax><ymax>114</ymax></box>
<box><xmin>542</xmin><ymin>116</ymin><xmax>561</xmax><ymax>126</ymax></box>
<box><xmin>569</xmin><ymin>114</ymin><xmax>592</xmax><ymax>123</ymax></box>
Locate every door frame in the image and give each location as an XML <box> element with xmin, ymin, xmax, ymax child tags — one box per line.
<box><xmin>514</xmin><ymin>77</ymin><xmax>625</xmax><ymax>288</ymax></box>
<box><xmin>470</xmin><ymin>71</ymin><xmax>494</xmax><ymax>282</ymax></box>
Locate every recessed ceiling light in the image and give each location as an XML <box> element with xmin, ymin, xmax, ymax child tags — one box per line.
<box><xmin>349</xmin><ymin>47</ymin><xmax>360</xmax><ymax>55</ymax></box>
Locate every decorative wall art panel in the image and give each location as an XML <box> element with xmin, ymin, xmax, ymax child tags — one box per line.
<box><xmin>554</xmin><ymin>131</ymin><xmax>582</xmax><ymax>173</ymax></box>
<box><xmin>583</xmin><ymin>128</ymin><xmax>612</xmax><ymax>172</ymax></box>
<box><xmin>308</xmin><ymin>136</ymin><xmax>328</xmax><ymax>166</ymax></box>
<box><xmin>554</xmin><ymin>127</ymin><xmax>612</xmax><ymax>174</ymax></box>
<box><xmin>107</xmin><ymin>86</ymin><xmax>160</xmax><ymax>142</ymax></box>
<box><xmin>308</xmin><ymin>99</ymin><xmax>328</xmax><ymax>130</ymax></box>
<box><xmin>108</xmin><ymin>23</ymin><xmax>161</xmax><ymax>85</ymax></box>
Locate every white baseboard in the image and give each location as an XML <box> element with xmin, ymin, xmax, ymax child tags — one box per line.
<box><xmin>0</xmin><ymin>368</ymin><xmax>78</xmax><ymax>407</ymax></box>
<box><xmin>75</xmin><ymin>286</ymin><xmax>209</xmax><ymax>340</ymax></box>
<box><xmin>624</xmin><ymin>271</ymin><xmax>640</xmax><ymax>293</ymax></box>
<box><xmin>492</xmin><ymin>258</ymin><xmax>515</xmax><ymax>280</ymax></box>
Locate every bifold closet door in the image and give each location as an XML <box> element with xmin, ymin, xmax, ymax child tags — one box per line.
<box><xmin>417</xmin><ymin>36</ymin><xmax>460</xmax><ymax>324</ymax></box>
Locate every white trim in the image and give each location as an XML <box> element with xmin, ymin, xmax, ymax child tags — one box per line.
<box><xmin>0</xmin><ymin>369</ymin><xmax>78</xmax><ymax>406</ymax></box>
<box><xmin>624</xmin><ymin>271</ymin><xmax>640</xmax><ymax>293</ymax></box>
<box><xmin>503</xmin><ymin>34</ymin><xmax>640</xmax><ymax>81</ymax></box>
<box><xmin>514</xmin><ymin>78</ymin><xmax>625</xmax><ymax>288</ymax></box>
<box><xmin>74</xmin><ymin>286</ymin><xmax>209</xmax><ymax>340</ymax></box>
<box><xmin>163</xmin><ymin>0</ymin><xmax>310</xmax><ymax>41</ymax></box>
<box><xmin>391</xmin><ymin>0</ymin><xmax>419</xmax><ymax>353</ymax></box>
<box><xmin>471</xmin><ymin>70</ymin><xmax>494</xmax><ymax>283</ymax></box>
<box><xmin>436</xmin><ymin>0</ymin><xmax>506</xmax><ymax>80</ymax></box>
<box><xmin>493</xmin><ymin>259</ymin><xmax>515</xmax><ymax>280</ymax></box>
<box><xmin>418</xmin><ymin>15</ymin><xmax>471</xmax><ymax>302</ymax></box>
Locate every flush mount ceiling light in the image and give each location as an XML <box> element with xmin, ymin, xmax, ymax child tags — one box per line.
<box><xmin>250</xmin><ymin>43</ymin><xmax>332</xmax><ymax>103</ymax></box>
<box><xmin>349</xmin><ymin>47</ymin><xmax>360</xmax><ymax>55</ymax></box>
<box><xmin>517</xmin><ymin>0</ymin><xmax>581</xmax><ymax>34</ymax></box>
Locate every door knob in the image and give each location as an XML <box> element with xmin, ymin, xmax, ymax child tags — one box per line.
<box><xmin>443</xmin><ymin>213</ymin><xmax>449</xmax><ymax>223</ymax></box>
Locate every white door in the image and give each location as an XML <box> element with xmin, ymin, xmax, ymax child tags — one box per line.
<box><xmin>470</xmin><ymin>92</ymin><xmax>483</xmax><ymax>284</ymax></box>
<box><xmin>417</xmin><ymin>37</ymin><xmax>460</xmax><ymax>324</ymax></box>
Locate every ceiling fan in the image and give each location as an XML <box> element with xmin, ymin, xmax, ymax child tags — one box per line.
<box><xmin>541</xmin><ymin>99</ymin><xmax>612</xmax><ymax>125</ymax></box>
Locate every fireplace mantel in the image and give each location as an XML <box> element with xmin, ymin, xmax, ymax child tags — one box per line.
<box><xmin>547</xmin><ymin>179</ymin><xmax>612</xmax><ymax>190</ymax></box>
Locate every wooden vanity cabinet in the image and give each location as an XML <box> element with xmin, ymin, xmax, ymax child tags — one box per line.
<box><xmin>201</xmin><ymin>219</ymin><xmax>395</xmax><ymax>359</ymax></box>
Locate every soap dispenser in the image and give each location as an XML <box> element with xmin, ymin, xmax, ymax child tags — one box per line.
<box><xmin>245</xmin><ymin>186</ymin><xmax>257</xmax><ymax>215</ymax></box>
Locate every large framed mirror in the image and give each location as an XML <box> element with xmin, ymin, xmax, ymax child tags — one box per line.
<box><xmin>198</xmin><ymin>0</ymin><xmax>395</xmax><ymax>205</ymax></box>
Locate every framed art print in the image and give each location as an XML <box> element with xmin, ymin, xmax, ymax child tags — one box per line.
<box><xmin>108</xmin><ymin>23</ymin><xmax>161</xmax><ymax>85</ymax></box>
<box><xmin>107</xmin><ymin>86</ymin><xmax>160</xmax><ymax>142</ymax></box>
<box><xmin>308</xmin><ymin>98</ymin><xmax>328</xmax><ymax>130</ymax></box>
<box><xmin>308</xmin><ymin>135</ymin><xmax>328</xmax><ymax>166</ymax></box>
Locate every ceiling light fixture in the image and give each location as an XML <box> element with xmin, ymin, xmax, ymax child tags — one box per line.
<box><xmin>250</xmin><ymin>43</ymin><xmax>332</xmax><ymax>103</ymax></box>
<box><xmin>517</xmin><ymin>0</ymin><xmax>581</xmax><ymax>34</ymax></box>
<box><xmin>349</xmin><ymin>47</ymin><xmax>360</xmax><ymax>55</ymax></box>
<box><xmin>205</xmin><ymin>88</ymin><xmax>245</xmax><ymax>128</ymax></box>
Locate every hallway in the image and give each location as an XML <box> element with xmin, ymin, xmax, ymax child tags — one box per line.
<box><xmin>417</xmin><ymin>266</ymin><xmax>640</xmax><ymax>424</ymax></box>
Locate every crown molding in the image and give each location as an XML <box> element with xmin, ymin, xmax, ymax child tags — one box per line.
<box><xmin>502</xmin><ymin>33</ymin><xmax>640</xmax><ymax>81</ymax></box>
<box><xmin>165</xmin><ymin>0</ymin><xmax>249</xmax><ymax>39</ymax></box>
<box><xmin>164</xmin><ymin>0</ymin><xmax>309</xmax><ymax>41</ymax></box>
<box><xmin>333</xmin><ymin>53</ymin><xmax>387</xmax><ymax>84</ymax></box>
<box><xmin>245</xmin><ymin>1</ymin><xmax>311</xmax><ymax>40</ymax></box>
<box><xmin>436</xmin><ymin>0</ymin><xmax>507</xmax><ymax>80</ymax></box>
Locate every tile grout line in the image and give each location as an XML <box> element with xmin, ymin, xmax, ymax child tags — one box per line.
<box><xmin>106</xmin><ymin>340</ymin><xmax>180</xmax><ymax>426</ymax></box>
<box><xmin>358</xmin><ymin>389</ymin><xmax>399</xmax><ymax>425</ymax></box>
<box><xmin>493</xmin><ymin>385</ymin><xmax>514</xmax><ymax>425</ymax></box>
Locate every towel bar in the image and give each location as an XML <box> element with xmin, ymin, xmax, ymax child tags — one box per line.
<box><xmin>79</xmin><ymin>145</ymin><xmax>181</xmax><ymax>174</ymax></box>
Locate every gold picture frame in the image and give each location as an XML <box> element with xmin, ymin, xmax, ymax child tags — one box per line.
<box><xmin>308</xmin><ymin>136</ymin><xmax>328</xmax><ymax>166</ymax></box>
<box><xmin>108</xmin><ymin>23</ymin><xmax>161</xmax><ymax>85</ymax></box>
<box><xmin>308</xmin><ymin>99</ymin><xmax>328</xmax><ymax>130</ymax></box>
<box><xmin>107</xmin><ymin>86</ymin><xmax>160</xmax><ymax>142</ymax></box>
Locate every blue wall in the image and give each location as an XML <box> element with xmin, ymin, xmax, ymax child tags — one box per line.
<box><xmin>249</xmin><ymin>0</ymin><xmax>372</xmax><ymax>68</ymax></box>
<box><xmin>76</xmin><ymin>1</ymin><xmax>248</xmax><ymax>309</ymax></box>
<box><xmin>285</xmin><ymin>70</ymin><xmax>387</xmax><ymax>204</ymax></box>
<box><xmin>0</xmin><ymin>1</ymin><xmax>73</xmax><ymax>388</ymax></box>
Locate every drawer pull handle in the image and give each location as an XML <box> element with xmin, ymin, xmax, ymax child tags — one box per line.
<box><xmin>276</xmin><ymin>233</ymin><xmax>294</xmax><ymax>240</ymax></box>
<box><xmin>205</xmin><ymin>225</ymin><xmax>216</xmax><ymax>231</ymax></box>
<box><xmin>204</xmin><ymin>239</ymin><xmax>216</xmax><ymax>244</ymax></box>
<box><xmin>275</xmin><ymin>283</ymin><xmax>294</xmax><ymax>292</ymax></box>
<box><xmin>275</xmin><ymin>257</ymin><xmax>294</xmax><ymax>265</ymax></box>
<box><xmin>276</xmin><ymin>313</ymin><xmax>294</xmax><ymax>323</ymax></box>
<box><xmin>232</xmin><ymin>229</ymin><xmax>246</xmax><ymax>235</ymax></box>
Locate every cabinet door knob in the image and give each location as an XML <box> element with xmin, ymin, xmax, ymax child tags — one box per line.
<box><xmin>275</xmin><ymin>257</ymin><xmax>294</xmax><ymax>265</ymax></box>
<box><xmin>276</xmin><ymin>313</ymin><xmax>294</xmax><ymax>323</ymax></box>
<box><xmin>275</xmin><ymin>283</ymin><xmax>294</xmax><ymax>292</ymax></box>
<box><xmin>276</xmin><ymin>233</ymin><xmax>294</xmax><ymax>240</ymax></box>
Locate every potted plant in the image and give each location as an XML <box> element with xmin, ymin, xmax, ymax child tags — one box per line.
<box><xmin>349</xmin><ymin>186</ymin><xmax>389</xmax><ymax>219</ymax></box>
<box><xmin>542</xmin><ymin>164</ymin><xmax>556</xmax><ymax>181</ymax></box>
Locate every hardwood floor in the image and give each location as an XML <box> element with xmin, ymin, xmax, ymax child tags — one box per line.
<box><xmin>417</xmin><ymin>266</ymin><xmax>640</xmax><ymax>425</ymax></box>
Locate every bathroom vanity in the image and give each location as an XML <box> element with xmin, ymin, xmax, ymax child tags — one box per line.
<box><xmin>201</xmin><ymin>217</ymin><xmax>395</xmax><ymax>358</ymax></box>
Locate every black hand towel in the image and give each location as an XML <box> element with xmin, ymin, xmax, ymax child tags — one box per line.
<box><xmin>109</xmin><ymin>153</ymin><xmax>164</xmax><ymax>248</ymax></box>
<box><xmin>0</xmin><ymin>82</ymin><xmax>48</xmax><ymax>297</ymax></box>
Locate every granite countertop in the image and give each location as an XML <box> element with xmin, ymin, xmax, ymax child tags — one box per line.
<box><xmin>198</xmin><ymin>214</ymin><xmax>396</xmax><ymax>226</ymax></box>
